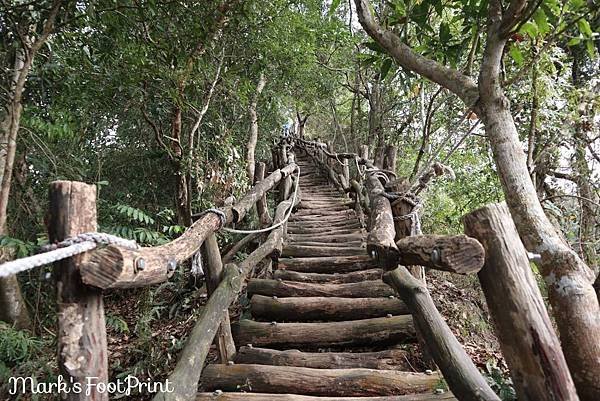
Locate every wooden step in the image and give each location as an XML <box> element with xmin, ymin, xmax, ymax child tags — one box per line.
<box><xmin>286</xmin><ymin>241</ymin><xmax>364</xmax><ymax>248</ymax></box>
<box><xmin>295</xmin><ymin>205</ymin><xmax>351</xmax><ymax>213</ymax></box>
<box><xmin>287</xmin><ymin>233</ymin><xmax>366</xmax><ymax>243</ymax></box>
<box><xmin>273</xmin><ymin>268</ymin><xmax>382</xmax><ymax>283</ymax></box>
<box><xmin>251</xmin><ymin>295</ymin><xmax>408</xmax><ymax>321</ymax></box>
<box><xmin>233</xmin><ymin>346</ymin><xmax>413</xmax><ymax>370</ymax></box>
<box><xmin>291</xmin><ymin>208</ymin><xmax>356</xmax><ymax>216</ymax></box>
<box><xmin>200</xmin><ymin>364</ymin><xmax>440</xmax><ymax>396</ymax></box>
<box><xmin>196</xmin><ymin>393</ymin><xmax>457</xmax><ymax>401</ymax></box>
<box><xmin>281</xmin><ymin>245</ymin><xmax>366</xmax><ymax>258</ymax></box>
<box><xmin>287</xmin><ymin>224</ymin><xmax>362</xmax><ymax>234</ymax></box>
<box><xmin>232</xmin><ymin>316</ymin><xmax>415</xmax><ymax>348</ymax></box>
<box><xmin>277</xmin><ymin>255</ymin><xmax>376</xmax><ymax>273</ymax></box>
<box><xmin>247</xmin><ymin>279</ymin><xmax>394</xmax><ymax>298</ymax></box>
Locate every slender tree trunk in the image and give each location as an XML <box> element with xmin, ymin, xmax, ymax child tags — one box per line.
<box><xmin>369</xmin><ymin>77</ymin><xmax>385</xmax><ymax>167</ymax></box>
<box><xmin>247</xmin><ymin>72</ymin><xmax>267</xmax><ymax>183</ymax></box>
<box><xmin>0</xmin><ymin>1</ymin><xmax>63</xmax><ymax>328</ymax></box>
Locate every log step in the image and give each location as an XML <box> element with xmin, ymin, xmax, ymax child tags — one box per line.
<box><xmin>232</xmin><ymin>316</ymin><xmax>415</xmax><ymax>348</ymax></box>
<box><xmin>287</xmin><ymin>233</ymin><xmax>366</xmax><ymax>243</ymax></box>
<box><xmin>286</xmin><ymin>241</ymin><xmax>364</xmax><ymax>248</ymax></box>
<box><xmin>281</xmin><ymin>245</ymin><xmax>366</xmax><ymax>258</ymax></box>
<box><xmin>278</xmin><ymin>255</ymin><xmax>376</xmax><ymax>273</ymax></box>
<box><xmin>247</xmin><ymin>279</ymin><xmax>394</xmax><ymax>298</ymax></box>
<box><xmin>250</xmin><ymin>295</ymin><xmax>409</xmax><ymax>321</ymax></box>
<box><xmin>273</xmin><ymin>268</ymin><xmax>383</xmax><ymax>283</ymax></box>
<box><xmin>196</xmin><ymin>393</ymin><xmax>457</xmax><ymax>401</ymax></box>
<box><xmin>233</xmin><ymin>346</ymin><xmax>413</xmax><ymax>370</ymax></box>
<box><xmin>200</xmin><ymin>364</ymin><xmax>440</xmax><ymax>396</ymax></box>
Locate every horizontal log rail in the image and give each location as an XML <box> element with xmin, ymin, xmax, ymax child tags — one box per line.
<box><xmin>78</xmin><ymin>162</ymin><xmax>297</xmax><ymax>290</ymax></box>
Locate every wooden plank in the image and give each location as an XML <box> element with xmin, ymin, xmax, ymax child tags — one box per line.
<box><xmin>232</xmin><ymin>316</ymin><xmax>415</xmax><ymax>348</ymax></box>
<box><xmin>277</xmin><ymin>255</ymin><xmax>376</xmax><ymax>273</ymax></box>
<box><xmin>196</xmin><ymin>394</ymin><xmax>458</xmax><ymax>401</ymax></box>
<box><xmin>251</xmin><ymin>295</ymin><xmax>408</xmax><ymax>321</ymax></box>
<box><xmin>233</xmin><ymin>346</ymin><xmax>413</xmax><ymax>370</ymax></box>
<box><xmin>49</xmin><ymin>181</ymin><xmax>107</xmax><ymax>401</ymax></box>
<box><xmin>200</xmin><ymin>364</ymin><xmax>440</xmax><ymax>396</ymax></box>
<box><xmin>281</xmin><ymin>245</ymin><xmax>366</xmax><ymax>258</ymax></box>
<box><xmin>247</xmin><ymin>279</ymin><xmax>394</xmax><ymax>298</ymax></box>
<box><xmin>273</xmin><ymin>268</ymin><xmax>382</xmax><ymax>283</ymax></box>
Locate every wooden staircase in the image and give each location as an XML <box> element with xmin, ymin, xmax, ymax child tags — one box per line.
<box><xmin>197</xmin><ymin>155</ymin><xmax>455</xmax><ymax>400</ymax></box>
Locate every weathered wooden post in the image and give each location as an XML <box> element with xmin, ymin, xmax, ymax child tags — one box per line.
<box><xmin>382</xmin><ymin>144</ymin><xmax>397</xmax><ymax>173</ymax></box>
<box><xmin>388</xmin><ymin>178</ymin><xmax>425</xmax><ymax>281</ymax></box>
<box><xmin>201</xmin><ymin>234</ymin><xmax>237</xmax><ymax>363</ymax></box>
<box><xmin>463</xmin><ymin>203</ymin><xmax>579</xmax><ymax>401</ymax></box>
<box><xmin>255</xmin><ymin>162</ymin><xmax>272</xmax><ymax>227</ymax></box>
<box><xmin>49</xmin><ymin>181</ymin><xmax>108</xmax><ymax>401</ymax></box>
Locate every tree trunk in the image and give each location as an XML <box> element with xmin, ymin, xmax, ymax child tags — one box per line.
<box><xmin>247</xmin><ymin>72</ymin><xmax>267</xmax><ymax>182</ymax></box>
<box><xmin>369</xmin><ymin>78</ymin><xmax>385</xmax><ymax>168</ymax></box>
<box><xmin>0</xmin><ymin>1</ymin><xmax>63</xmax><ymax>328</ymax></box>
<box><xmin>479</xmin><ymin>23</ymin><xmax>600</xmax><ymax>400</ymax></box>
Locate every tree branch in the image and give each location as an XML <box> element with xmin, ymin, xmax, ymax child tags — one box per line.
<box><xmin>353</xmin><ymin>0</ymin><xmax>479</xmax><ymax>107</ymax></box>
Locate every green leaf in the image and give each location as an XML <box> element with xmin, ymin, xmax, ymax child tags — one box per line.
<box><xmin>567</xmin><ymin>37</ymin><xmax>581</xmax><ymax>46</ymax></box>
<box><xmin>440</xmin><ymin>22</ymin><xmax>451</xmax><ymax>44</ymax></box>
<box><xmin>533</xmin><ymin>9</ymin><xmax>550</xmax><ymax>35</ymax></box>
<box><xmin>577</xmin><ymin>19</ymin><xmax>593</xmax><ymax>38</ymax></box>
<box><xmin>328</xmin><ymin>0</ymin><xmax>341</xmax><ymax>16</ymax></box>
<box><xmin>585</xmin><ymin>39</ymin><xmax>596</xmax><ymax>58</ymax></box>
<box><xmin>393</xmin><ymin>0</ymin><xmax>406</xmax><ymax>16</ymax></box>
<box><xmin>380</xmin><ymin>58</ymin><xmax>393</xmax><ymax>80</ymax></box>
<box><xmin>519</xmin><ymin>21</ymin><xmax>538</xmax><ymax>38</ymax></box>
<box><xmin>509</xmin><ymin>45</ymin><xmax>524</xmax><ymax>66</ymax></box>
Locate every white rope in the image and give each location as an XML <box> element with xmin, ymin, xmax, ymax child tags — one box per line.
<box><xmin>221</xmin><ymin>164</ymin><xmax>300</xmax><ymax>235</ymax></box>
<box><xmin>0</xmin><ymin>233</ymin><xmax>139</xmax><ymax>278</ymax></box>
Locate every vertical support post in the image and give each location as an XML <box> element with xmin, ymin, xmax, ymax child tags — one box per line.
<box><xmin>201</xmin><ymin>234</ymin><xmax>237</xmax><ymax>362</ymax></box>
<box><xmin>342</xmin><ymin>159</ymin><xmax>350</xmax><ymax>193</ymax></box>
<box><xmin>255</xmin><ymin>162</ymin><xmax>272</xmax><ymax>227</ymax></box>
<box><xmin>389</xmin><ymin>178</ymin><xmax>425</xmax><ymax>281</ymax></box>
<box><xmin>279</xmin><ymin>146</ymin><xmax>292</xmax><ymax>202</ymax></box>
<box><xmin>382</xmin><ymin>145</ymin><xmax>397</xmax><ymax>173</ymax></box>
<box><xmin>49</xmin><ymin>181</ymin><xmax>108</xmax><ymax>401</ymax></box>
<box><xmin>463</xmin><ymin>203</ymin><xmax>578</xmax><ymax>401</ymax></box>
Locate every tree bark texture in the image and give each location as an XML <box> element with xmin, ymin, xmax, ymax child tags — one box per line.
<box><xmin>49</xmin><ymin>181</ymin><xmax>108</xmax><ymax>401</ymax></box>
<box><xmin>463</xmin><ymin>202</ymin><xmax>578</xmax><ymax>401</ymax></box>
<box><xmin>247</xmin><ymin>72</ymin><xmax>268</xmax><ymax>183</ymax></box>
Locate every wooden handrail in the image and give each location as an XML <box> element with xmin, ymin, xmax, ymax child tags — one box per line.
<box><xmin>79</xmin><ymin>162</ymin><xmax>297</xmax><ymax>289</ymax></box>
<box><xmin>154</xmin><ymin>190</ymin><xmax>299</xmax><ymax>401</ymax></box>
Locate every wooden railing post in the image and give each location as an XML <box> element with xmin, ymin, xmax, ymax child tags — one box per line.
<box><xmin>201</xmin><ymin>234</ymin><xmax>237</xmax><ymax>363</ymax></box>
<box><xmin>382</xmin><ymin>144</ymin><xmax>397</xmax><ymax>173</ymax></box>
<box><xmin>49</xmin><ymin>181</ymin><xmax>108</xmax><ymax>401</ymax></box>
<box><xmin>463</xmin><ymin>203</ymin><xmax>578</xmax><ymax>401</ymax></box>
<box><xmin>255</xmin><ymin>162</ymin><xmax>272</xmax><ymax>227</ymax></box>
